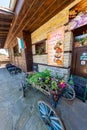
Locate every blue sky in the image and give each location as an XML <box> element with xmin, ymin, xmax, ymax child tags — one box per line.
<box><xmin>0</xmin><ymin>0</ymin><xmax>10</xmax><ymax>8</ymax></box>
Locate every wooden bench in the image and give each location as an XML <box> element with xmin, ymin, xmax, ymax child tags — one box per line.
<box><xmin>6</xmin><ymin>63</ymin><xmax>22</xmax><ymax>74</ymax></box>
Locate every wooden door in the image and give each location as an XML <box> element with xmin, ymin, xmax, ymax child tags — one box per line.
<box><xmin>71</xmin><ymin>47</ymin><xmax>87</xmax><ymax>78</ymax></box>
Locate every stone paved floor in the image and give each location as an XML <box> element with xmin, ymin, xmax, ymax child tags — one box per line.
<box><xmin>0</xmin><ymin>68</ymin><xmax>48</xmax><ymax>130</ymax></box>
<box><xmin>0</xmin><ymin>68</ymin><xmax>87</xmax><ymax>130</ymax></box>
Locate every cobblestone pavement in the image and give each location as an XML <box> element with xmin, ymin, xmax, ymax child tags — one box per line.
<box><xmin>0</xmin><ymin>68</ymin><xmax>87</xmax><ymax>130</ymax></box>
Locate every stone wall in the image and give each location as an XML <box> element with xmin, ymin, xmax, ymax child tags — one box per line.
<box><xmin>38</xmin><ymin>64</ymin><xmax>70</xmax><ymax>81</ymax></box>
<box><xmin>64</xmin><ymin>31</ymin><xmax>73</xmax><ymax>51</ymax></box>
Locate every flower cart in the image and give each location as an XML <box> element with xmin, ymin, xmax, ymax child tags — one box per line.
<box><xmin>27</xmin><ymin>70</ymin><xmax>75</xmax><ymax>130</ymax></box>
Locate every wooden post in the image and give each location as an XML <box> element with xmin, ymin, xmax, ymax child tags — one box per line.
<box><xmin>23</xmin><ymin>30</ymin><xmax>33</xmax><ymax>72</ymax></box>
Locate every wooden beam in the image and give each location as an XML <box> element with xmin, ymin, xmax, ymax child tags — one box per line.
<box><xmin>0</xmin><ymin>18</ymin><xmax>12</xmax><ymax>22</ymax></box>
<box><xmin>0</xmin><ymin>28</ymin><xmax>9</xmax><ymax>31</ymax></box>
<box><xmin>0</xmin><ymin>21</ymin><xmax>11</xmax><ymax>25</ymax></box>
<box><xmin>0</xmin><ymin>24</ymin><xmax>10</xmax><ymax>28</ymax></box>
<box><xmin>23</xmin><ymin>31</ymin><xmax>33</xmax><ymax>71</ymax></box>
<box><xmin>0</xmin><ymin>32</ymin><xmax>8</xmax><ymax>34</ymax></box>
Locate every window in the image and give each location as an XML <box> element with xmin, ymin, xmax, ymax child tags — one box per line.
<box><xmin>35</xmin><ymin>39</ymin><xmax>46</xmax><ymax>55</ymax></box>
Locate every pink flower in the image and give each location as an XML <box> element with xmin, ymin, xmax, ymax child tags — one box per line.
<box><xmin>58</xmin><ymin>82</ymin><xmax>66</xmax><ymax>89</ymax></box>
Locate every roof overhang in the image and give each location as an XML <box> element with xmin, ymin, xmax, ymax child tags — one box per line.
<box><xmin>0</xmin><ymin>0</ymin><xmax>17</xmax><ymax>48</ymax></box>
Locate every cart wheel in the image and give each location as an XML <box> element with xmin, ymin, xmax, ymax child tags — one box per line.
<box><xmin>62</xmin><ymin>83</ymin><xmax>75</xmax><ymax>100</ymax></box>
<box><xmin>38</xmin><ymin>100</ymin><xmax>65</xmax><ymax>130</ymax></box>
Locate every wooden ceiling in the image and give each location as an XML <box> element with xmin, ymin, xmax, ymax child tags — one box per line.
<box><xmin>0</xmin><ymin>8</ymin><xmax>14</xmax><ymax>48</ymax></box>
<box><xmin>5</xmin><ymin>0</ymin><xmax>75</xmax><ymax>48</ymax></box>
<box><xmin>2</xmin><ymin>0</ymin><xmax>87</xmax><ymax>48</ymax></box>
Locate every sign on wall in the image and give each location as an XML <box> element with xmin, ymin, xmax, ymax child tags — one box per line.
<box><xmin>47</xmin><ymin>26</ymin><xmax>65</xmax><ymax>66</ymax></box>
<box><xmin>80</xmin><ymin>52</ymin><xmax>87</xmax><ymax>61</ymax></box>
<box><xmin>68</xmin><ymin>12</ymin><xmax>87</xmax><ymax>31</ymax></box>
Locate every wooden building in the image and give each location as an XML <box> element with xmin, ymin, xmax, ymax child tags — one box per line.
<box><xmin>0</xmin><ymin>0</ymin><xmax>87</xmax><ymax>80</ymax></box>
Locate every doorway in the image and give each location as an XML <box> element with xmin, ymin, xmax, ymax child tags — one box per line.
<box><xmin>71</xmin><ymin>46</ymin><xmax>87</xmax><ymax>78</ymax></box>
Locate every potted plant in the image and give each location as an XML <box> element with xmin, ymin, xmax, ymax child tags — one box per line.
<box><xmin>49</xmin><ymin>80</ymin><xmax>58</xmax><ymax>108</ymax></box>
<box><xmin>36</xmin><ymin>46</ymin><xmax>45</xmax><ymax>55</ymax></box>
<box><xmin>50</xmin><ymin>78</ymin><xmax>66</xmax><ymax>108</ymax></box>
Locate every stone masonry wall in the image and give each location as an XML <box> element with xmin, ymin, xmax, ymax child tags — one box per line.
<box><xmin>38</xmin><ymin>64</ymin><xmax>70</xmax><ymax>81</ymax></box>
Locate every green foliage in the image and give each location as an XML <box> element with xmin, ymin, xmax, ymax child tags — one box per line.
<box><xmin>68</xmin><ymin>75</ymin><xmax>74</xmax><ymax>85</ymax></box>
<box><xmin>36</xmin><ymin>46</ymin><xmax>45</xmax><ymax>55</ymax></box>
<box><xmin>27</xmin><ymin>69</ymin><xmax>66</xmax><ymax>92</ymax></box>
<box><xmin>75</xmin><ymin>36</ymin><xmax>87</xmax><ymax>45</ymax></box>
<box><xmin>55</xmin><ymin>73</ymin><xmax>64</xmax><ymax>81</ymax></box>
<box><xmin>28</xmin><ymin>73</ymin><xmax>34</xmax><ymax>79</ymax></box>
<box><xmin>27</xmin><ymin>69</ymin><xmax>51</xmax><ymax>85</ymax></box>
<box><xmin>28</xmin><ymin>72</ymin><xmax>42</xmax><ymax>84</ymax></box>
<box><xmin>40</xmin><ymin>69</ymin><xmax>51</xmax><ymax>77</ymax></box>
<box><xmin>44</xmin><ymin>76</ymin><xmax>50</xmax><ymax>84</ymax></box>
<box><xmin>51</xmin><ymin>80</ymin><xmax>58</xmax><ymax>90</ymax></box>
